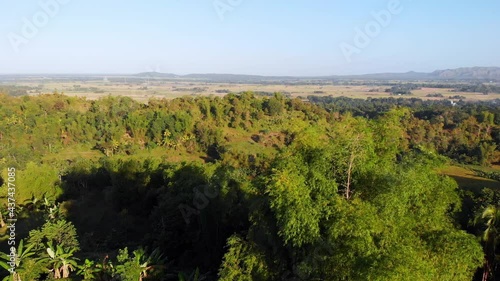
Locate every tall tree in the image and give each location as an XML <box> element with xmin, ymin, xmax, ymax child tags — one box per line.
<box><xmin>476</xmin><ymin>205</ymin><xmax>500</xmax><ymax>281</ymax></box>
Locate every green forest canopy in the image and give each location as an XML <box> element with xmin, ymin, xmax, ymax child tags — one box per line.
<box><xmin>0</xmin><ymin>92</ymin><xmax>499</xmax><ymax>280</ymax></box>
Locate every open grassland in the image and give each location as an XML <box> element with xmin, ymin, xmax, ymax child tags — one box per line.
<box><xmin>440</xmin><ymin>165</ymin><xmax>500</xmax><ymax>192</ymax></box>
<box><xmin>5</xmin><ymin>79</ymin><xmax>499</xmax><ymax>102</ymax></box>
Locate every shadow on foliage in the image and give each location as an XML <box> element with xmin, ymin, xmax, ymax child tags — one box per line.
<box><xmin>57</xmin><ymin>158</ymin><xmax>252</xmax><ymax>278</ymax></box>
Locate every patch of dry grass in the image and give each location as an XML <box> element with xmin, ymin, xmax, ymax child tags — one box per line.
<box><xmin>440</xmin><ymin>165</ymin><xmax>499</xmax><ymax>192</ymax></box>
<box><xmin>12</xmin><ymin>80</ymin><xmax>499</xmax><ymax>102</ymax></box>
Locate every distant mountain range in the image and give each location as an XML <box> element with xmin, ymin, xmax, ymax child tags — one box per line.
<box><xmin>431</xmin><ymin>67</ymin><xmax>500</xmax><ymax>80</ymax></box>
<box><xmin>1</xmin><ymin>67</ymin><xmax>499</xmax><ymax>83</ymax></box>
<box><xmin>136</xmin><ymin>67</ymin><xmax>500</xmax><ymax>82</ymax></box>
<box><xmin>344</xmin><ymin>67</ymin><xmax>500</xmax><ymax>81</ymax></box>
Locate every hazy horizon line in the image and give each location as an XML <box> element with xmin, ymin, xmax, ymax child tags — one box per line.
<box><xmin>0</xmin><ymin>66</ymin><xmax>499</xmax><ymax>78</ymax></box>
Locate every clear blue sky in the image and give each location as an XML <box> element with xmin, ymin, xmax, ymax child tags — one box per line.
<box><xmin>1</xmin><ymin>0</ymin><xmax>499</xmax><ymax>75</ymax></box>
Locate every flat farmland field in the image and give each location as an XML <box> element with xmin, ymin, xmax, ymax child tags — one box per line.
<box><xmin>5</xmin><ymin>78</ymin><xmax>499</xmax><ymax>101</ymax></box>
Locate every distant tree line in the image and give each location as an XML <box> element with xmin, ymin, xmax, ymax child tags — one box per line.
<box><xmin>308</xmin><ymin>96</ymin><xmax>500</xmax><ymax>165</ymax></box>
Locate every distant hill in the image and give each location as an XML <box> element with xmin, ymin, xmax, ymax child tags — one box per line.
<box><xmin>3</xmin><ymin>67</ymin><xmax>498</xmax><ymax>83</ymax></box>
<box><xmin>135</xmin><ymin>72</ymin><xmax>179</xmax><ymax>78</ymax></box>
<box><xmin>331</xmin><ymin>71</ymin><xmax>431</xmax><ymax>81</ymax></box>
<box><xmin>324</xmin><ymin>67</ymin><xmax>500</xmax><ymax>81</ymax></box>
<box><xmin>134</xmin><ymin>67</ymin><xmax>500</xmax><ymax>82</ymax></box>
<box><xmin>135</xmin><ymin>72</ymin><xmax>298</xmax><ymax>82</ymax></box>
<box><xmin>431</xmin><ymin>67</ymin><xmax>500</xmax><ymax>80</ymax></box>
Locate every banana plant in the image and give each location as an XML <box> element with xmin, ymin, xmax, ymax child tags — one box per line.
<box><xmin>115</xmin><ymin>247</ymin><xmax>167</xmax><ymax>281</ymax></box>
<box><xmin>77</xmin><ymin>259</ymin><xmax>103</xmax><ymax>280</ymax></box>
<box><xmin>475</xmin><ymin>205</ymin><xmax>500</xmax><ymax>281</ymax></box>
<box><xmin>23</xmin><ymin>192</ymin><xmax>50</xmax><ymax>212</ymax></box>
<box><xmin>38</xmin><ymin>241</ymin><xmax>79</xmax><ymax>279</ymax></box>
<box><xmin>0</xmin><ymin>239</ymin><xmax>35</xmax><ymax>281</ymax></box>
<box><xmin>79</xmin><ymin>255</ymin><xmax>116</xmax><ymax>281</ymax></box>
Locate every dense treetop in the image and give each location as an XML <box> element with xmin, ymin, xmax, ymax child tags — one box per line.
<box><xmin>0</xmin><ymin>92</ymin><xmax>498</xmax><ymax>280</ymax></box>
